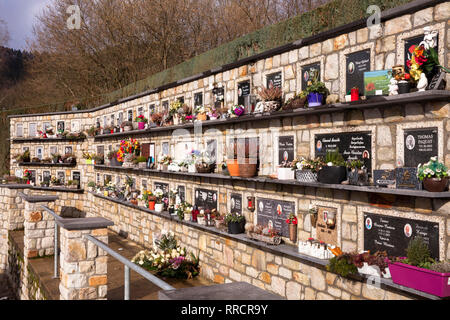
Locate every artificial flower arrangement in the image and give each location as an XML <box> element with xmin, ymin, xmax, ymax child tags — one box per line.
<box><xmin>228</xmin><ymin>105</ymin><xmax>245</xmax><ymax>117</ymax></box>
<box><xmin>246</xmin><ymin>223</ymin><xmax>282</xmax><ymax>245</ymax></box>
<box><xmin>285</xmin><ymin>213</ymin><xmax>298</xmax><ymax>225</ymax></box>
<box><xmin>417</xmin><ymin>157</ymin><xmax>449</xmax><ymax>192</ymax></box>
<box><xmin>131</xmin><ymin>232</ymin><xmax>200</xmax><ymax>279</ymax></box>
<box><xmin>195</xmin><ymin>149</ymin><xmax>216</xmax><ymax>173</ymax></box>
<box><xmin>117</xmin><ymin>138</ymin><xmax>140</xmax><ymax>163</ymax></box>
<box><xmin>207</xmin><ymin>107</ymin><xmax>220</xmax><ymax>120</ymax></box>
<box><xmin>194</xmin><ymin>105</ymin><xmax>210</xmax><ymax>121</ymax></box>
<box><xmin>169</xmin><ymin>100</ymin><xmax>183</xmax><ymax>117</ymax></box>
<box><xmin>291</xmin><ymin>157</ymin><xmax>324</xmax><ymax>183</ymax></box>
<box><xmin>135</xmin><ymin>115</ymin><xmax>148</xmax><ymax>123</ymax></box>
<box><xmin>158</xmin><ymin>153</ymin><xmax>173</xmax><ymax>169</ymax></box>
<box><xmin>38</xmin><ymin>130</ymin><xmax>48</xmax><ymax>139</ymax></box>
<box><xmin>23</xmin><ymin>169</ymin><xmax>32</xmax><ymax>182</ymax></box>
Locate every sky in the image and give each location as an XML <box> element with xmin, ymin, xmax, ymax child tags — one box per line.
<box><xmin>0</xmin><ymin>0</ymin><xmax>53</xmax><ymax>50</ymax></box>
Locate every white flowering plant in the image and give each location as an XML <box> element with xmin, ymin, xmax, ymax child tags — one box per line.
<box><xmin>131</xmin><ymin>234</ymin><xmax>200</xmax><ymax>279</ymax></box>
<box><xmin>154</xmin><ymin>188</ymin><xmax>164</xmax><ymax>203</ymax></box>
<box><xmin>417</xmin><ymin>157</ymin><xmax>449</xmax><ymax>181</ymax></box>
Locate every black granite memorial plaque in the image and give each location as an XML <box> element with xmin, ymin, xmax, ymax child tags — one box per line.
<box><xmin>178</xmin><ymin>185</ymin><xmax>185</xmax><ymax>202</ymax></box>
<box><xmin>278</xmin><ymin>136</ymin><xmax>295</xmax><ymax>165</ymax></box>
<box><xmin>373</xmin><ymin>170</ymin><xmax>396</xmax><ymax>188</ymax></box>
<box><xmin>230</xmin><ymin>193</ymin><xmax>242</xmax><ymax>215</ymax></box>
<box><xmin>257</xmin><ymin>198</ymin><xmax>295</xmax><ymax>238</ymax></box>
<box><xmin>315</xmin><ymin>131</ymin><xmax>372</xmax><ymax>171</ymax></box>
<box><xmin>195</xmin><ymin>188</ymin><xmax>218</xmax><ymax>211</ymax></box>
<box><xmin>364</xmin><ymin>212</ymin><xmax>439</xmax><ymax>259</ymax></box>
<box><xmin>266</xmin><ymin>72</ymin><xmax>282</xmax><ymax>89</ymax></box>
<box><xmin>238</xmin><ymin>81</ymin><xmax>251</xmax><ymax>106</ymax></box>
<box><xmin>194</xmin><ymin>92</ymin><xmax>203</xmax><ymax>107</ymax></box>
<box><xmin>154</xmin><ymin>182</ymin><xmax>169</xmax><ymax>198</ymax></box>
<box><xmin>404</xmin><ymin>128</ymin><xmax>438</xmax><ymax>168</ymax></box>
<box><xmin>43</xmin><ymin>171</ymin><xmax>51</xmax><ymax>183</ymax></box>
<box><xmin>301</xmin><ymin>63</ymin><xmax>320</xmax><ymax>91</ymax></box>
<box><xmin>346</xmin><ymin>50</ymin><xmax>371</xmax><ymax>94</ymax></box>
<box><xmin>72</xmin><ymin>171</ymin><xmax>81</xmax><ymax>188</ymax></box>
<box><xmin>395</xmin><ymin>167</ymin><xmax>422</xmax><ymax>190</ymax></box>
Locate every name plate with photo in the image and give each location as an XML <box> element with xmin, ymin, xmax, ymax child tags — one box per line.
<box><xmin>278</xmin><ymin>135</ymin><xmax>295</xmax><ymax>165</ymax></box>
<box><xmin>257</xmin><ymin>198</ymin><xmax>295</xmax><ymax>238</ymax></box>
<box><xmin>346</xmin><ymin>49</ymin><xmax>371</xmax><ymax>94</ymax></box>
<box><xmin>315</xmin><ymin>131</ymin><xmax>372</xmax><ymax>171</ymax></box>
<box><xmin>364</xmin><ymin>212</ymin><xmax>439</xmax><ymax>259</ymax></box>
<box><xmin>230</xmin><ymin>193</ymin><xmax>242</xmax><ymax>215</ymax></box>
<box><xmin>404</xmin><ymin>128</ymin><xmax>438</xmax><ymax>168</ymax></box>
<box><xmin>195</xmin><ymin>188</ymin><xmax>218</xmax><ymax>211</ymax></box>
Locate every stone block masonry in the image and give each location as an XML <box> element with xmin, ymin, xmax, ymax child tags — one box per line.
<box><xmin>59</xmin><ymin>228</ymin><xmax>109</xmax><ymax>300</ymax></box>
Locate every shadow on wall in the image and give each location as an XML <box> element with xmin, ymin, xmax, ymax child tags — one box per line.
<box><xmin>60</xmin><ymin>206</ymin><xmax>86</xmax><ymax>219</ymax></box>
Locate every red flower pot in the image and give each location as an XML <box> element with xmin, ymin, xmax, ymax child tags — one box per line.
<box><xmin>148</xmin><ymin>201</ymin><xmax>155</xmax><ymax>210</ymax></box>
<box><xmin>138</xmin><ymin>122</ymin><xmax>145</xmax><ymax>130</ymax></box>
<box><xmin>389</xmin><ymin>262</ymin><xmax>450</xmax><ymax>297</ymax></box>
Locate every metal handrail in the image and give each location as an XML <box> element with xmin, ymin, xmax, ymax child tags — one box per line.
<box><xmin>84</xmin><ymin>234</ymin><xmax>175</xmax><ymax>300</ymax></box>
<box><xmin>40</xmin><ymin>205</ymin><xmax>62</xmax><ymax>279</ymax></box>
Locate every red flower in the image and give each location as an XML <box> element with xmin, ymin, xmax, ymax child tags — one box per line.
<box><xmin>408</xmin><ymin>45</ymin><xmax>416</xmax><ymax>54</ymax></box>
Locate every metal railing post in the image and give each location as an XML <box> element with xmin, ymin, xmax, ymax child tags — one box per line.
<box><xmin>124</xmin><ymin>265</ymin><xmax>130</xmax><ymax>300</ymax></box>
<box><xmin>53</xmin><ymin>223</ymin><xmax>58</xmax><ymax>278</ymax></box>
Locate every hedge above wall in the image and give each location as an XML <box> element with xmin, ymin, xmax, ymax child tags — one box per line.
<box><xmin>104</xmin><ymin>0</ymin><xmax>418</xmax><ymax>103</ymax></box>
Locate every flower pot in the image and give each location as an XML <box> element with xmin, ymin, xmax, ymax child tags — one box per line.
<box><xmin>148</xmin><ymin>201</ymin><xmax>156</xmax><ymax>210</ymax></box>
<box><xmin>358</xmin><ymin>263</ymin><xmax>391</xmax><ymax>279</ymax></box>
<box><xmin>317</xmin><ymin>166</ymin><xmax>347</xmax><ymax>184</ymax></box>
<box><xmin>197</xmin><ymin>113</ymin><xmax>207</xmax><ymax>121</ymax></box>
<box><xmin>215</xmin><ymin>220</ymin><xmax>224</xmax><ymax>229</ymax></box>
<box><xmin>345</xmin><ymin>95</ymin><xmax>352</xmax><ymax>102</ymax></box>
<box><xmin>155</xmin><ymin>203</ymin><xmax>164</xmax><ymax>212</ymax></box>
<box><xmin>184</xmin><ymin>213</ymin><xmax>192</xmax><ymax>222</ymax></box>
<box><xmin>124</xmin><ymin>126</ymin><xmax>132</xmax><ymax>132</ymax></box>
<box><xmin>398</xmin><ymin>81</ymin><xmax>410</xmax><ymax>94</ymax></box>
<box><xmin>277</xmin><ymin>167</ymin><xmax>295</xmax><ymax>180</ymax></box>
<box><xmin>188</xmin><ymin>164</ymin><xmax>196</xmax><ymax>173</ymax></box>
<box><xmin>310</xmin><ymin>212</ymin><xmax>318</xmax><ymax>227</ymax></box>
<box><xmin>138</xmin><ymin>162</ymin><xmax>147</xmax><ymax>169</ymax></box>
<box><xmin>422</xmin><ymin>177</ymin><xmax>449</xmax><ymax>192</ymax></box>
<box><xmin>307</xmin><ymin>93</ymin><xmax>323</xmax><ymax>107</ymax></box>
<box><xmin>85</xmin><ymin>159</ymin><xmax>92</xmax><ymax>165</ymax></box>
<box><xmin>348</xmin><ymin>168</ymin><xmax>369</xmax><ymax>186</ymax></box>
<box><xmin>138</xmin><ymin>122</ymin><xmax>145</xmax><ymax>130</ymax></box>
<box><xmin>296</xmin><ymin>170</ymin><xmax>318</xmax><ymax>183</ymax></box>
<box><xmin>227</xmin><ymin>220</ymin><xmax>246</xmax><ymax>234</ymax></box>
<box><xmin>389</xmin><ymin>262</ymin><xmax>450</xmax><ymax>297</ymax></box>
<box><xmin>196</xmin><ymin>163</ymin><xmax>215</xmax><ymax>173</ymax></box>
<box><xmin>289</xmin><ymin>223</ymin><xmax>297</xmax><ymax>243</ymax></box>
<box><xmin>197</xmin><ymin>216</ymin><xmax>206</xmax><ymax>225</ymax></box>
<box><xmin>226</xmin><ymin>159</ymin><xmax>240</xmax><ymax>177</ymax></box>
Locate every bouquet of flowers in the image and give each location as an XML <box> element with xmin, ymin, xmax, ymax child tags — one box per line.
<box><xmin>229</xmin><ymin>105</ymin><xmax>245</xmax><ymax>117</ymax></box>
<box><xmin>154</xmin><ymin>188</ymin><xmax>164</xmax><ymax>204</ymax></box>
<box><xmin>117</xmin><ymin>138</ymin><xmax>140</xmax><ymax>162</ymax></box>
<box><xmin>23</xmin><ymin>169</ymin><xmax>32</xmax><ymax>181</ymax></box>
<box><xmin>291</xmin><ymin>157</ymin><xmax>323</xmax><ymax>172</ymax></box>
<box><xmin>285</xmin><ymin>213</ymin><xmax>298</xmax><ymax>225</ymax></box>
<box><xmin>417</xmin><ymin>157</ymin><xmax>449</xmax><ymax>181</ymax></box>
<box><xmin>135</xmin><ymin>115</ymin><xmax>148</xmax><ymax>123</ymax></box>
<box><xmin>131</xmin><ymin>233</ymin><xmax>200</xmax><ymax>279</ymax></box>
<box><xmin>169</xmin><ymin>100</ymin><xmax>183</xmax><ymax>116</ymax></box>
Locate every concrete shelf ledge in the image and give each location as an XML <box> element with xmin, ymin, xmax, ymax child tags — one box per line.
<box><xmin>11</xmin><ymin>137</ymin><xmax>85</xmax><ymax>144</ymax></box>
<box><xmin>94</xmin><ymin>165</ymin><xmax>450</xmax><ymax>199</ymax></box>
<box><xmin>18</xmin><ymin>162</ymin><xmax>77</xmax><ymax>167</ymax></box>
<box><xmin>56</xmin><ymin>217</ymin><xmax>114</xmax><ymax>231</ymax></box>
<box><xmin>18</xmin><ymin>192</ymin><xmax>58</xmax><ymax>203</ymax></box>
<box><xmin>93</xmin><ymin>91</ymin><xmax>450</xmax><ymax>140</ymax></box>
<box><xmin>90</xmin><ymin>191</ymin><xmax>444</xmax><ymax>300</ymax></box>
<box><xmin>0</xmin><ymin>184</ymin><xmax>84</xmax><ymax>193</ymax></box>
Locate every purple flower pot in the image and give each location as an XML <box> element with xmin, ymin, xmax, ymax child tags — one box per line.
<box><xmin>389</xmin><ymin>262</ymin><xmax>450</xmax><ymax>297</ymax></box>
<box><xmin>138</xmin><ymin>122</ymin><xmax>145</xmax><ymax>130</ymax></box>
<box><xmin>307</xmin><ymin>93</ymin><xmax>324</xmax><ymax>107</ymax></box>
<box><xmin>234</xmin><ymin>106</ymin><xmax>245</xmax><ymax>116</ymax></box>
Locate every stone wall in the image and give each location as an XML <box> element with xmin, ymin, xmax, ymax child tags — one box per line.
<box><xmin>87</xmin><ymin>192</ymin><xmax>414</xmax><ymax>300</ymax></box>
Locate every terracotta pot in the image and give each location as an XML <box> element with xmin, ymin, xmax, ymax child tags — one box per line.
<box><xmin>423</xmin><ymin>177</ymin><xmax>449</xmax><ymax>192</ymax></box>
<box><xmin>238</xmin><ymin>159</ymin><xmax>257</xmax><ymax>178</ymax></box>
<box><xmin>289</xmin><ymin>223</ymin><xmax>297</xmax><ymax>243</ymax></box>
<box><xmin>197</xmin><ymin>113</ymin><xmax>207</xmax><ymax>121</ymax></box>
<box><xmin>226</xmin><ymin>159</ymin><xmax>240</xmax><ymax>177</ymax></box>
<box><xmin>148</xmin><ymin>201</ymin><xmax>156</xmax><ymax>210</ymax></box>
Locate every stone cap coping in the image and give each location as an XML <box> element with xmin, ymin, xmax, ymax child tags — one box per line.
<box><xmin>56</xmin><ymin>217</ymin><xmax>114</xmax><ymax>231</ymax></box>
<box><xmin>18</xmin><ymin>192</ymin><xmax>58</xmax><ymax>203</ymax></box>
<box><xmin>158</xmin><ymin>281</ymin><xmax>285</xmax><ymax>300</ymax></box>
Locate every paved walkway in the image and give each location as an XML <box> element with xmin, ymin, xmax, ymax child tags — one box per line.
<box><xmin>7</xmin><ymin>230</ymin><xmax>212</xmax><ymax>300</ymax></box>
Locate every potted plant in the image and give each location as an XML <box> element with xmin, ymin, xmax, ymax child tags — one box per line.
<box><xmin>87</xmin><ymin>181</ymin><xmax>96</xmax><ymax>192</ymax></box>
<box><xmin>246</xmin><ymin>224</ymin><xmax>282</xmax><ymax>245</ymax></box>
<box><xmin>184</xmin><ymin>204</ymin><xmax>193</xmax><ymax>222</ymax></box>
<box><xmin>389</xmin><ymin>236</ymin><xmax>450</xmax><ymax>297</ymax></box>
<box><xmin>305</xmin><ymin>80</ymin><xmax>330</xmax><ymax>107</ymax></box>
<box><xmin>67</xmin><ymin>180</ymin><xmax>78</xmax><ymax>189</ymax></box>
<box><xmin>82</xmin><ymin>151</ymin><xmax>93</xmax><ymax>164</ymax></box>
<box><xmin>23</xmin><ymin>170</ymin><xmax>32</xmax><ymax>184</ymax></box>
<box><xmin>292</xmin><ymin>157</ymin><xmax>323</xmax><ymax>183</ymax></box>
<box><xmin>225</xmin><ymin>212</ymin><xmax>246</xmax><ymax>234</ymax></box>
<box><xmin>146</xmin><ymin>191</ymin><xmax>157</xmax><ymax>210</ymax></box>
<box><xmin>317</xmin><ymin>149</ymin><xmax>347</xmax><ymax>184</ymax></box>
<box><xmin>42</xmin><ymin>157</ymin><xmax>52</xmax><ymax>164</ymax></box>
<box><xmin>283</xmin><ymin>91</ymin><xmax>307</xmax><ymax>110</ymax></box>
<box><xmin>169</xmin><ymin>101</ymin><xmax>183</xmax><ymax>125</ymax></box>
<box><xmin>135</xmin><ymin>115</ymin><xmax>148</xmax><ymax>130</ymax></box>
<box><xmin>285</xmin><ymin>213</ymin><xmax>298</xmax><ymax>243</ymax></box>
<box><xmin>194</xmin><ymin>106</ymin><xmax>208</xmax><ymax>121</ymax></box>
<box><xmin>158</xmin><ymin>154</ymin><xmax>172</xmax><ymax>171</ymax></box>
<box><xmin>228</xmin><ymin>105</ymin><xmax>245</xmax><ymax>117</ymax></box>
<box><xmin>352</xmin><ymin>251</ymin><xmax>391</xmax><ymax>278</ymax></box>
<box><xmin>277</xmin><ymin>160</ymin><xmax>294</xmax><ymax>180</ymax></box>
<box><xmin>195</xmin><ymin>150</ymin><xmax>216</xmax><ymax>173</ymax></box>
<box><xmin>346</xmin><ymin>160</ymin><xmax>369</xmax><ymax>186</ymax></box>
<box><xmin>117</xmin><ymin>139</ymin><xmax>140</xmax><ymax>168</ymax></box>
<box><xmin>417</xmin><ymin>157</ymin><xmax>449</xmax><ymax>192</ymax></box>
<box><xmin>255</xmin><ymin>84</ymin><xmax>282</xmax><ymax>113</ymax></box>
<box><xmin>62</xmin><ymin>153</ymin><xmax>76</xmax><ymax>164</ymax></box>
<box><xmin>121</xmin><ymin>121</ymin><xmax>133</xmax><ymax>132</ymax></box>
<box><xmin>197</xmin><ymin>210</ymin><xmax>206</xmax><ymax>225</ymax></box>
<box><xmin>154</xmin><ymin>188</ymin><xmax>164</xmax><ymax>212</ymax></box>
<box><xmin>16</xmin><ymin>150</ymin><xmax>31</xmax><ymax>163</ymax></box>
<box><xmin>308</xmin><ymin>205</ymin><xmax>318</xmax><ymax>227</ymax></box>
<box><xmin>51</xmin><ymin>153</ymin><xmax>61</xmax><ymax>164</ymax></box>
<box><xmin>31</xmin><ymin>157</ymin><xmax>41</xmax><ymax>163</ymax></box>
<box><xmin>93</xmin><ymin>154</ymin><xmax>104</xmax><ymax>165</ymax></box>
<box><xmin>50</xmin><ymin>176</ymin><xmax>62</xmax><ymax>187</ymax></box>
<box><xmin>134</xmin><ymin>156</ymin><xmax>148</xmax><ymax>169</ymax></box>
<box><xmin>326</xmin><ymin>253</ymin><xmax>358</xmax><ymax>277</ymax></box>
<box><xmin>107</xmin><ymin>150</ymin><xmax>121</xmax><ymax>167</ymax></box>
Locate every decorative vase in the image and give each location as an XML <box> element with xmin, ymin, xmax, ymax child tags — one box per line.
<box><xmin>138</xmin><ymin>122</ymin><xmax>145</xmax><ymax>130</ymax></box>
<box><xmin>289</xmin><ymin>223</ymin><xmax>297</xmax><ymax>243</ymax></box>
<box><xmin>317</xmin><ymin>166</ymin><xmax>347</xmax><ymax>184</ymax></box>
<box><xmin>398</xmin><ymin>81</ymin><xmax>410</xmax><ymax>94</ymax></box>
<box><xmin>184</xmin><ymin>212</ymin><xmax>192</xmax><ymax>222</ymax></box>
<box><xmin>307</xmin><ymin>93</ymin><xmax>323</xmax><ymax>107</ymax></box>
<box><xmin>155</xmin><ymin>203</ymin><xmax>164</xmax><ymax>212</ymax></box>
<box><xmin>227</xmin><ymin>220</ymin><xmax>246</xmax><ymax>234</ymax></box>
<box><xmin>422</xmin><ymin>177</ymin><xmax>449</xmax><ymax>192</ymax></box>
<box><xmin>310</xmin><ymin>212</ymin><xmax>318</xmax><ymax>227</ymax></box>
<box><xmin>197</xmin><ymin>216</ymin><xmax>206</xmax><ymax>225</ymax></box>
<box><xmin>277</xmin><ymin>167</ymin><xmax>295</xmax><ymax>180</ymax></box>
<box><xmin>296</xmin><ymin>170</ymin><xmax>318</xmax><ymax>183</ymax></box>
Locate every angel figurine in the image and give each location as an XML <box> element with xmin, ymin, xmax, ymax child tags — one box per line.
<box><xmin>388</xmin><ymin>78</ymin><xmax>399</xmax><ymax>95</ymax></box>
<box><xmin>419</xmin><ymin>26</ymin><xmax>438</xmax><ymax>50</ymax></box>
<box><xmin>417</xmin><ymin>72</ymin><xmax>428</xmax><ymax>91</ymax></box>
